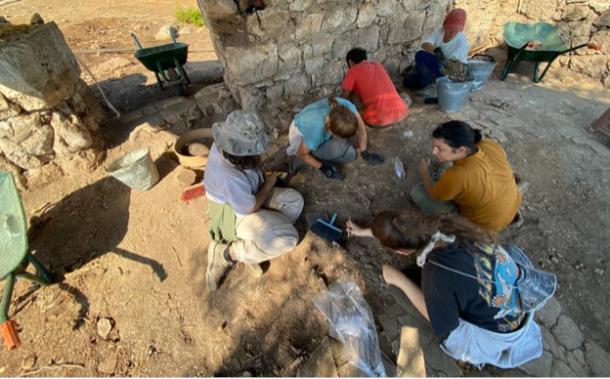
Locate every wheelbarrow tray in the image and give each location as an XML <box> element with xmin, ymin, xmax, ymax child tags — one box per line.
<box><xmin>504</xmin><ymin>22</ymin><xmax>566</xmax><ymax>62</ymax></box>
<box><xmin>0</xmin><ymin>172</ymin><xmax>28</xmax><ymax>279</ymax></box>
<box><xmin>500</xmin><ymin>22</ymin><xmax>590</xmax><ymax>82</ymax></box>
<box><xmin>135</xmin><ymin>42</ymin><xmax>189</xmax><ymax>72</ymax></box>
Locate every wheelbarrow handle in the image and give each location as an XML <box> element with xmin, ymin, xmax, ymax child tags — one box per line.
<box><xmin>170</xmin><ymin>28</ymin><xmax>177</xmax><ymax>44</ymax></box>
<box><xmin>130</xmin><ymin>32</ymin><xmax>144</xmax><ymax>50</ymax></box>
<box><xmin>562</xmin><ymin>43</ymin><xmax>595</xmax><ymax>54</ymax></box>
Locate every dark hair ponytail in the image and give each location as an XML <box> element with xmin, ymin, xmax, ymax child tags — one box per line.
<box><xmin>432</xmin><ymin>120</ymin><xmax>482</xmax><ymax>152</ymax></box>
<box><xmin>370</xmin><ymin>209</ymin><xmax>493</xmax><ymax>251</ymax></box>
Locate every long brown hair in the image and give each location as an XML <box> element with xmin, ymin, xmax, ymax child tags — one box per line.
<box><xmin>370</xmin><ymin>209</ymin><xmax>493</xmax><ymax>251</ymax></box>
<box><xmin>327</xmin><ymin>97</ymin><xmax>357</xmax><ymax>138</ymax></box>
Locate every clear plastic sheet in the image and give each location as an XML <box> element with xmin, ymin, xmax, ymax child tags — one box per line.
<box><xmin>314</xmin><ymin>281</ymin><xmax>386</xmax><ymax>377</ymax></box>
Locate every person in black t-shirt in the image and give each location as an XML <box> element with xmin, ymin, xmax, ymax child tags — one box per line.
<box><xmin>347</xmin><ymin>209</ymin><xmax>550</xmax><ymax>369</ymax></box>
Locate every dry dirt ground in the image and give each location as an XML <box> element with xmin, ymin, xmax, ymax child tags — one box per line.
<box><xmin>1</xmin><ymin>0</ymin><xmax>219</xmax><ymax>114</ymax></box>
<box><xmin>1</xmin><ymin>0</ymin><xmax>610</xmax><ymax>377</ymax></box>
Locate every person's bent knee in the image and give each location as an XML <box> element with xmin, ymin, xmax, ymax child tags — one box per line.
<box><xmin>262</xmin><ymin>224</ymin><xmax>299</xmax><ymax>258</ymax></box>
<box><xmin>268</xmin><ymin>188</ymin><xmax>304</xmax><ymax>223</ymax></box>
<box><xmin>280</xmin><ymin>188</ymin><xmax>304</xmax><ymax>223</ymax></box>
<box><xmin>343</xmin><ymin>145</ymin><xmax>357</xmax><ymax>162</ymax></box>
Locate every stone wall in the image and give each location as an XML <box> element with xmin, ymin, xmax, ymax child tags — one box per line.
<box><xmin>197</xmin><ymin>0</ymin><xmax>452</xmax><ymax>112</ymax></box>
<box><xmin>198</xmin><ymin>0</ymin><xmax>609</xmax><ymax>116</ymax></box>
<box><xmin>455</xmin><ymin>0</ymin><xmax>610</xmax><ymax>86</ymax></box>
<box><xmin>0</xmin><ymin>22</ymin><xmax>103</xmax><ymax>186</ymax></box>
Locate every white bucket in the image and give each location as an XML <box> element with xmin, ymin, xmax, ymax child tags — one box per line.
<box><xmin>107</xmin><ymin>148</ymin><xmax>159</xmax><ymax>191</ymax></box>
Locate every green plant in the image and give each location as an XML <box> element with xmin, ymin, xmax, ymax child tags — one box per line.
<box><xmin>175</xmin><ymin>6</ymin><xmax>205</xmax><ymax>27</ymax></box>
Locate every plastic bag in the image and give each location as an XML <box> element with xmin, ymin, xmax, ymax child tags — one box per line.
<box><xmin>393</xmin><ymin>157</ymin><xmax>406</xmax><ymax>178</ymax></box>
<box><xmin>313</xmin><ymin>281</ymin><xmax>386</xmax><ymax>377</ymax></box>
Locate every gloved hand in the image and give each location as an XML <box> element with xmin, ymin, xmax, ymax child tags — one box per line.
<box><xmin>319</xmin><ymin>162</ymin><xmax>343</xmax><ymax>180</ymax></box>
<box><xmin>361</xmin><ymin>150</ymin><xmax>384</xmax><ymax>166</ymax></box>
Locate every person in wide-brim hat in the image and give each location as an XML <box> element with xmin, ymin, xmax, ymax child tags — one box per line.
<box><xmin>346</xmin><ymin>208</ymin><xmax>556</xmax><ymax>370</ymax></box>
<box><xmin>203</xmin><ymin>110</ymin><xmax>304</xmax><ymax>291</ymax></box>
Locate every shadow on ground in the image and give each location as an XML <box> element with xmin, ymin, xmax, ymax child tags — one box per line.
<box><xmin>28</xmin><ymin>175</ymin><xmax>167</xmax><ymax>281</ymax></box>
<box><xmin>93</xmin><ymin>59</ymin><xmax>223</xmax><ymax>116</ymax></box>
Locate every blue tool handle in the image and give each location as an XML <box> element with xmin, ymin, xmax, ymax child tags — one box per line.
<box><xmin>329</xmin><ymin>213</ymin><xmax>337</xmax><ymax>226</ymax></box>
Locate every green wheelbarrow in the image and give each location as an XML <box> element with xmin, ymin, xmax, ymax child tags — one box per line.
<box><xmin>501</xmin><ymin>22</ymin><xmax>602</xmax><ymax>83</ymax></box>
<box><xmin>1</xmin><ymin>172</ymin><xmax>51</xmax><ymax>350</ymax></box>
<box><xmin>131</xmin><ymin>30</ymin><xmax>191</xmax><ymax>94</ymax></box>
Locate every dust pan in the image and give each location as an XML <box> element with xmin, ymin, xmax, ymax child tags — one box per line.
<box><xmin>310</xmin><ymin>213</ymin><xmax>343</xmax><ymax>243</ymax></box>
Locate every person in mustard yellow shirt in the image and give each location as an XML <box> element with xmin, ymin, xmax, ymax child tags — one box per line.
<box><xmin>410</xmin><ymin>120</ymin><xmax>521</xmax><ymax>233</ymax></box>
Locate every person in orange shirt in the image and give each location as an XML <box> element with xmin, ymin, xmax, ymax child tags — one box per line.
<box><xmin>410</xmin><ymin>120</ymin><xmax>521</xmax><ymax>233</ymax></box>
<box><xmin>342</xmin><ymin>48</ymin><xmax>409</xmax><ymax>128</ymax></box>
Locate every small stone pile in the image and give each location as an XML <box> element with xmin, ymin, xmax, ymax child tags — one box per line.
<box><xmin>0</xmin><ymin>21</ymin><xmax>103</xmax><ymax>187</ymax></box>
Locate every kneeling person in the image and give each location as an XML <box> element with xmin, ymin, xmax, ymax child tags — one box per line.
<box><xmin>286</xmin><ymin>96</ymin><xmax>383</xmax><ymax>180</ymax></box>
<box><xmin>205</xmin><ymin>110</ymin><xmax>304</xmax><ymax>291</ymax></box>
<box><xmin>342</xmin><ymin>47</ymin><xmax>409</xmax><ymax>127</ymax></box>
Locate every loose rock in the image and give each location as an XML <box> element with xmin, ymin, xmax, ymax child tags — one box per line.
<box><xmin>98</xmin><ymin>352</ymin><xmax>117</xmax><ymax>374</ymax></box>
<box><xmin>175</xmin><ymin>167</ymin><xmax>197</xmax><ymax>186</ymax></box>
<box><xmin>97</xmin><ymin>317</ymin><xmax>114</xmax><ymax>340</ymax></box>
<box><xmin>155</xmin><ymin>25</ymin><xmax>178</xmax><ymax>41</ymax></box>
<box><xmin>21</xmin><ymin>354</ymin><xmax>37</xmax><ymax>370</ymax></box>
<box><xmin>30</xmin><ymin>13</ymin><xmax>44</xmax><ymax>25</ymax></box>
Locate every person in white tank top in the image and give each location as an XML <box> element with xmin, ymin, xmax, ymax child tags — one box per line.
<box><xmin>403</xmin><ymin>8</ymin><xmax>470</xmax><ymax>90</ymax></box>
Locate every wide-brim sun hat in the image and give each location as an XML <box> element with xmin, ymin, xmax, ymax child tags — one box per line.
<box><xmin>212</xmin><ymin>110</ymin><xmax>268</xmax><ymax>156</ymax></box>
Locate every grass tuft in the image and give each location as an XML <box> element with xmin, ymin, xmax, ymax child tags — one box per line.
<box><xmin>175</xmin><ymin>6</ymin><xmax>205</xmax><ymax>27</ymax></box>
